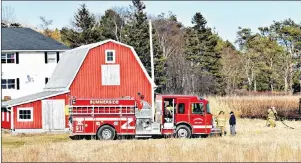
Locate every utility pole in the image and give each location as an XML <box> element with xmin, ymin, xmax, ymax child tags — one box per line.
<box><xmin>149</xmin><ymin>19</ymin><xmax>155</xmax><ymax>122</ymax></box>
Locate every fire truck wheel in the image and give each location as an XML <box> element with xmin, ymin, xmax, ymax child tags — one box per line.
<box><xmin>97</xmin><ymin>125</ymin><xmax>116</xmax><ymax>140</ymax></box>
<box><xmin>176</xmin><ymin>125</ymin><xmax>191</xmax><ymax>138</ymax></box>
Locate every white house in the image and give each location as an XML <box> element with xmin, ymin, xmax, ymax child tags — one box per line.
<box><xmin>1</xmin><ymin>28</ymin><xmax>70</xmax><ymax>99</ymax></box>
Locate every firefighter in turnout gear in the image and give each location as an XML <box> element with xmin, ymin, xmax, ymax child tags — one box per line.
<box><xmin>216</xmin><ymin>111</ymin><xmax>226</xmax><ymax>137</ymax></box>
<box><xmin>267</xmin><ymin>107</ymin><xmax>277</xmax><ymax>127</ymax></box>
<box><xmin>165</xmin><ymin>103</ymin><xmax>173</xmax><ymax>123</ymax></box>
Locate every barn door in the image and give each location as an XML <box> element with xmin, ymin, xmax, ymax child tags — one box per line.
<box><xmin>52</xmin><ymin>100</ymin><xmax>65</xmax><ymax>130</ymax></box>
<box><xmin>42</xmin><ymin>100</ymin><xmax>51</xmax><ymax>131</ymax></box>
<box><xmin>42</xmin><ymin>100</ymin><xmax>65</xmax><ymax>131</ymax></box>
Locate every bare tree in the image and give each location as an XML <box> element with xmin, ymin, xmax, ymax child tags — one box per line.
<box><xmin>152</xmin><ymin>12</ymin><xmax>183</xmax><ymax>60</ymax></box>
<box><xmin>39</xmin><ymin>16</ymin><xmax>53</xmax><ymax>37</ymax></box>
<box><xmin>2</xmin><ymin>6</ymin><xmax>16</xmax><ymax>24</ymax></box>
<box><xmin>112</xmin><ymin>6</ymin><xmax>129</xmax><ymax>42</ymax></box>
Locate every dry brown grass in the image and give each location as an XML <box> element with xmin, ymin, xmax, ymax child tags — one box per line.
<box><xmin>207</xmin><ymin>96</ymin><xmax>301</xmax><ymax>118</ymax></box>
<box><xmin>2</xmin><ymin>96</ymin><xmax>301</xmax><ymax>162</ymax></box>
<box><xmin>2</xmin><ymin>119</ymin><xmax>301</xmax><ymax>162</ymax></box>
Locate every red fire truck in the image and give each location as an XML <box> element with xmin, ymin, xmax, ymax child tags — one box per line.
<box><xmin>68</xmin><ymin>94</ymin><xmax>218</xmax><ymax>140</ymax></box>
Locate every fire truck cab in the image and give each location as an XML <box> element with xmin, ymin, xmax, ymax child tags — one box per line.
<box><xmin>68</xmin><ymin>94</ymin><xmax>213</xmax><ymax>140</ymax></box>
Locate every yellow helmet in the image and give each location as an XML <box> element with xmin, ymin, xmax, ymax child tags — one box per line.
<box><xmin>271</xmin><ymin>107</ymin><xmax>276</xmax><ymax>112</ymax></box>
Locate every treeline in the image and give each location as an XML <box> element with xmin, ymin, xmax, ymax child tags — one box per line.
<box><xmin>3</xmin><ymin>0</ymin><xmax>301</xmax><ymax>96</ymax></box>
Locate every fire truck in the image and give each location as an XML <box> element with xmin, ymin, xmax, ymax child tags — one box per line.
<box><xmin>68</xmin><ymin>94</ymin><xmax>219</xmax><ymax>140</ymax></box>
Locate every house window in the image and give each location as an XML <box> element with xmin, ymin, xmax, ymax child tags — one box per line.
<box><xmin>105</xmin><ymin>50</ymin><xmax>115</xmax><ymax>63</ymax></box>
<box><xmin>1</xmin><ymin>79</ymin><xmax>15</xmax><ymax>89</ymax></box>
<box><xmin>101</xmin><ymin>65</ymin><xmax>120</xmax><ymax>85</ymax></box>
<box><xmin>47</xmin><ymin>52</ymin><xmax>57</xmax><ymax>63</ymax></box>
<box><xmin>1</xmin><ymin>53</ymin><xmax>15</xmax><ymax>63</ymax></box>
<box><xmin>17</xmin><ymin>107</ymin><xmax>33</xmax><ymax>122</ymax></box>
<box><xmin>45</xmin><ymin>77</ymin><xmax>50</xmax><ymax>84</ymax></box>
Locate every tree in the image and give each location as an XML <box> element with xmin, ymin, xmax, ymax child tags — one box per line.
<box><xmin>123</xmin><ymin>0</ymin><xmax>151</xmax><ymax>75</ymax></box>
<box><xmin>61</xmin><ymin>4</ymin><xmax>103</xmax><ymax>48</ymax></box>
<box><xmin>267</xmin><ymin>19</ymin><xmax>301</xmax><ymax>93</ymax></box>
<box><xmin>152</xmin><ymin>12</ymin><xmax>184</xmax><ymax>93</ymax></box>
<box><xmin>98</xmin><ymin>8</ymin><xmax>128</xmax><ymax>42</ymax></box>
<box><xmin>184</xmin><ymin>12</ymin><xmax>223</xmax><ymax>95</ymax></box>
<box><xmin>39</xmin><ymin>16</ymin><xmax>53</xmax><ymax>38</ymax></box>
<box><xmin>235</xmin><ymin>27</ymin><xmax>287</xmax><ymax>92</ymax></box>
<box><xmin>219</xmin><ymin>41</ymin><xmax>244</xmax><ymax>94</ymax></box>
<box><xmin>2</xmin><ymin>6</ymin><xmax>16</xmax><ymax>24</ymax></box>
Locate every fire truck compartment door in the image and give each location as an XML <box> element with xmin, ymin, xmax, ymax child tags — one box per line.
<box><xmin>190</xmin><ymin>103</ymin><xmax>206</xmax><ymax>134</ymax></box>
<box><xmin>175</xmin><ymin>98</ymin><xmax>189</xmax><ymax>126</ymax></box>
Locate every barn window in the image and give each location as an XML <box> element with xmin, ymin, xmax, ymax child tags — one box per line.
<box><xmin>1</xmin><ymin>79</ymin><xmax>16</xmax><ymax>89</ymax></box>
<box><xmin>1</xmin><ymin>52</ymin><xmax>16</xmax><ymax>64</ymax></box>
<box><xmin>17</xmin><ymin>107</ymin><xmax>33</xmax><ymax>122</ymax></box>
<box><xmin>101</xmin><ymin>65</ymin><xmax>120</xmax><ymax>85</ymax></box>
<box><xmin>105</xmin><ymin>50</ymin><xmax>115</xmax><ymax>63</ymax></box>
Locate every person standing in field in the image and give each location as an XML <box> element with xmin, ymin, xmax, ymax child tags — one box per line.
<box><xmin>267</xmin><ymin>107</ymin><xmax>277</xmax><ymax>127</ymax></box>
<box><xmin>216</xmin><ymin>111</ymin><xmax>226</xmax><ymax>137</ymax></box>
<box><xmin>229</xmin><ymin>111</ymin><xmax>236</xmax><ymax>136</ymax></box>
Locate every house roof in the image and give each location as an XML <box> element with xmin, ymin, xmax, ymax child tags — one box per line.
<box><xmin>2</xmin><ymin>28</ymin><xmax>70</xmax><ymax>51</ymax></box>
<box><xmin>2</xmin><ymin>90</ymin><xmax>69</xmax><ymax>107</ymax></box>
<box><xmin>44</xmin><ymin>39</ymin><xmax>156</xmax><ymax>91</ymax></box>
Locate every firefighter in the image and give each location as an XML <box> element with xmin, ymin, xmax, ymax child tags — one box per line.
<box><xmin>166</xmin><ymin>103</ymin><xmax>173</xmax><ymax>116</ymax></box>
<box><xmin>165</xmin><ymin>102</ymin><xmax>173</xmax><ymax>123</ymax></box>
<box><xmin>216</xmin><ymin>111</ymin><xmax>226</xmax><ymax>137</ymax></box>
<box><xmin>267</xmin><ymin>107</ymin><xmax>277</xmax><ymax>127</ymax></box>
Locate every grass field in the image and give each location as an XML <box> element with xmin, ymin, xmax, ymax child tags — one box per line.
<box><xmin>207</xmin><ymin>96</ymin><xmax>300</xmax><ymax>118</ymax></box>
<box><xmin>2</xmin><ymin>118</ymin><xmax>301</xmax><ymax>162</ymax></box>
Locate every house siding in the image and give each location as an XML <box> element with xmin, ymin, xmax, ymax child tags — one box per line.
<box><xmin>1</xmin><ymin>51</ymin><xmax>62</xmax><ymax>99</ymax></box>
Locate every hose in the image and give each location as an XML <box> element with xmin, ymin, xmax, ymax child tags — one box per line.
<box><xmin>278</xmin><ymin>117</ymin><xmax>295</xmax><ymax>129</ymax></box>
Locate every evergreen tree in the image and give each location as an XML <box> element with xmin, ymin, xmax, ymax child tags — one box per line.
<box><xmin>124</xmin><ymin>0</ymin><xmax>151</xmax><ymax>75</ymax></box>
<box><xmin>61</xmin><ymin>4</ymin><xmax>103</xmax><ymax>48</ymax></box>
<box><xmin>98</xmin><ymin>9</ymin><xmax>124</xmax><ymax>41</ymax></box>
<box><xmin>184</xmin><ymin>12</ymin><xmax>223</xmax><ymax>95</ymax></box>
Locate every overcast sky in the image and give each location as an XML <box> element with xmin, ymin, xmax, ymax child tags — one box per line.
<box><xmin>2</xmin><ymin>1</ymin><xmax>301</xmax><ymax>45</ymax></box>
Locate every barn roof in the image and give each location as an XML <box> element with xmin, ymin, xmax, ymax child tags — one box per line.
<box><xmin>2</xmin><ymin>28</ymin><xmax>70</xmax><ymax>51</ymax></box>
<box><xmin>2</xmin><ymin>91</ymin><xmax>69</xmax><ymax>107</ymax></box>
<box><xmin>44</xmin><ymin>39</ymin><xmax>156</xmax><ymax>91</ymax></box>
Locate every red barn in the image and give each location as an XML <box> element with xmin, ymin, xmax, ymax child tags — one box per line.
<box><xmin>1</xmin><ymin>40</ymin><xmax>155</xmax><ymax>134</ymax></box>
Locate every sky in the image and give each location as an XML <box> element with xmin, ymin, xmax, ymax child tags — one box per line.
<box><xmin>2</xmin><ymin>1</ymin><xmax>301</xmax><ymax>45</ymax></box>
